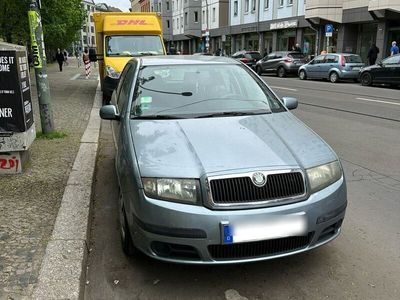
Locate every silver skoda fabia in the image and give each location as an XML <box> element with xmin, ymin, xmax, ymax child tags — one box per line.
<box><xmin>100</xmin><ymin>56</ymin><xmax>347</xmax><ymax>264</ymax></box>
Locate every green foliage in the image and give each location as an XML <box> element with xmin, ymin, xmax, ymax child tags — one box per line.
<box><xmin>0</xmin><ymin>0</ymin><xmax>85</xmax><ymax>55</ymax></box>
<box><xmin>36</xmin><ymin>131</ymin><xmax>68</xmax><ymax>140</ymax></box>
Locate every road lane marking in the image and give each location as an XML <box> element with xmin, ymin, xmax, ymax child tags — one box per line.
<box><xmin>269</xmin><ymin>86</ymin><xmax>298</xmax><ymax>91</ymax></box>
<box><xmin>356</xmin><ymin>97</ymin><xmax>400</xmax><ymax>106</ymax></box>
<box><xmin>70</xmin><ymin>74</ymin><xmax>80</xmax><ymax>80</ymax></box>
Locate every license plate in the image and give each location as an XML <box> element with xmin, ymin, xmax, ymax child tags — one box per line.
<box><xmin>222</xmin><ymin>213</ymin><xmax>307</xmax><ymax>244</ymax></box>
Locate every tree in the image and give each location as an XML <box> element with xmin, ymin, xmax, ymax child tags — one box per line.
<box><xmin>0</xmin><ymin>0</ymin><xmax>84</xmax><ymax>56</ymax></box>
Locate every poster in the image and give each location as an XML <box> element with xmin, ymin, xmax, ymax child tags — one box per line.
<box><xmin>0</xmin><ymin>49</ymin><xmax>34</xmax><ymax>133</ymax></box>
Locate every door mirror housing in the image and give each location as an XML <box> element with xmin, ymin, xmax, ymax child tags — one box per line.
<box><xmin>282</xmin><ymin>97</ymin><xmax>298</xmax><ymax>110</ymax></box>
<box><xmin>100</xmin><ymin>105</ymin><xmax>120</xmax><ymax>120</ymax></box>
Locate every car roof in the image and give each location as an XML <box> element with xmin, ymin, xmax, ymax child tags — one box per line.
<box><xmin>137</xmin><ymin>55</ymin><xmax>241</xmax><ymax>66</ymax></box>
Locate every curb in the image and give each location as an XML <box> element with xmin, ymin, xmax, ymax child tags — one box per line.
<box><xmin>32</xmin><ymin>83</ymin><xmax>102</xmax><ymax>299</ymax></box>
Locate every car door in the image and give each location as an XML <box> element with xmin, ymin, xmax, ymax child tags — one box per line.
<box><xmin>307</xmin><ymin>55</ymin><xmax>325</xmax><ymax>78</ymax></box>
<box><xmin>270</xmin><ymin>52</ymin><xmax>284</xmax><ymax>71</ymax></box>
<box><xmin>262</xmin><ymin>53</ymin><xmax>276</xmax><ymax>72</ymax></box>
<box><xmin>323</xmin><ymin>54</ymin><xmax>338</xmax><ymax>78</ymax></box>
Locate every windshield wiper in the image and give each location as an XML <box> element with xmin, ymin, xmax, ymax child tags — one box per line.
<box><xmin>195</xmin><ymin>110</ymin><xmax>271</xmax><ymax>118</ymax></box>
<box><xmin>132</xmin><ymin>114</ymin><xmax>188</xmax><ymax>120</ymax></box>
<box><xmin>136</xmin><ymin>52</ymin><xmax>158</xmax><ymax>56</ymax></box>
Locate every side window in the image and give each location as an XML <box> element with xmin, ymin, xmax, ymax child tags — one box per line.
<box><xmin>314</xmin><ymin>55</ymin><xmax>325</xmax><ymax>64</ymax></box>
<box><xmin>117</xmin><ymin>65</ymin><xmax>136</xmax><ymax>112</ymax></box>
<box><xmin>267</xmin><ymin>53</ymin><xmax>275</xmax><ymax>59</ymax></box>
<box><xmin>325</xmin><ymin>55</ymin><xmax>337</xmax><ymax>63</ymax></box>
<box><xmin>383</xmin><ymin>56</ymin><xmax>400</xmax><ymax>65</ymax></box>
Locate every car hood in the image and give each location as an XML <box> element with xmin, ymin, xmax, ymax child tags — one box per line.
<box><xmin>130</xmin><ymin>113</ymin><xmax>337</xmax><ymax>178</ymax></box>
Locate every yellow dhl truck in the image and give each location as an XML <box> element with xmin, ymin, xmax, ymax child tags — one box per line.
<box><xmin>90</xmin><ymin>12</ymin><xmax>166</xmax><ymax>102</ymax></box>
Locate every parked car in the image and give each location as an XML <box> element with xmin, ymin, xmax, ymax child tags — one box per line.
<box><xmin>192</xmin><ymin>52</ymin><xmax>213</xmax><ymax>56</ymax></box>
<box><xmin>256</xmin><ymin>51</ymin><xmax>308</xmax><ymax>77</ymax></box>
<box><xmin>231</xmin><ymin>50</ymin><xmax>262</xmax><ymax>69</ymax></box>
<box><xmin>298</xmin><ymin>53</ymin><xmax>365</xmax><ymax>83</ymax></box>
<box><xmin>100</xmin><ymin>55</ymin><xmax>347</xmax><ymax>264</ymax></box>
<box><xmin>359</xmin><ymin>53</ymin><xmax>400</xmax><ymax>87</ymax></box>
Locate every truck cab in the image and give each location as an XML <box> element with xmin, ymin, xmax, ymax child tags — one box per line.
<box><xmin>92</xmin><ymin>12</ymin><xmax>166</xmax><ymax>102</ymax></box>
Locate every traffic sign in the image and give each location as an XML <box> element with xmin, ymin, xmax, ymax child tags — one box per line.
<box><xmin>325</xmin><ymin>24</ymin><xmax>333</xmax><ymax>37</ymax></box>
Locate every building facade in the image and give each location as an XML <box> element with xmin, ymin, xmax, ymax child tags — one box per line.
<box><xmin>78</xmin><ymin>0</ymin><xmax>97</xmax><ymax>53</ymax></box>
<box><xmin>131</xmin><ymin>0</ymin><xmax>141</xmax><ymax>11</ymax></box>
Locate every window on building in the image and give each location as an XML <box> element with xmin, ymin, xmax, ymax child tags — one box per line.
<box><xmin>151</xmin><ymin>5</ymin><xmax>153</xmax><ymax>11</ymax></box>
<box><xmin>264</xmin><ymin>0</ymin><xmax>269</xmax><ymax>9</ymax></box>
<box><xmin>212</xmin><ymin>8</ymin><xmax>216</xmax><ymax>22</ymax></box>
<box><xmin>252</xmin><ymin>0</ymin><xmax>256</xmax><ymax>11</ymax></box>
<box><xmin>87</xmin><ymin>5</ymin><xmax>90</xmax><ymax>11</ymax></box>
<box><xmin>185</xmin><ymin>12</ymin><xmax>188</xmax><ymax>25</ymax></box>
<box><xmin>288</xmin><ymin>0</ymin><xmax>293</xmax><ymax>5</ymax></box>
<box><xmin>181</xmin><ymin>16</ymin><xmax>183</xmax><ymax>28</ymax></box>
<box><xmin>91</xmin><ymin>26</ymin><xmax>94</xmax><ymax>33</ymax></box>
<box><xmin>82</xmin><ymin>26</ymin><xmax>87</xmax><ymax>32</ymax></box>
<box><xmin>158</xmin><ymin>3</ymin><xmax>162</xmax><ymax>11</ymax></box>
<box><xmin>234</xmin><ymin>1</ymin><xmax>238</xmax><ymax>16</ymax></box>
<box><xmin>166</xmin><ymin>1</ymin><xmax>170</xmax><ymax>10</ymax></box>
<box><xmin>83</xmin><ymin>36</ymin><xmax>87</xmax><ymax>45</ymax></box>
<box><xmin>202</xmin><ymin>10</ymin><xmax>205</xmax><ymax>23</ymax></box>
<box><xmin>245</xmin><ymin>0</ymin><xmax>249</xmax><ymax>12</ymax></box>
<box><xmin>90</xmin><ymin>15</ymin><xmax>94</xmax><ymax>22</ymax></box>
<box><xmin>167</xmin><ymin>20</ymin><xmax>170</xmax><ymax>28</ymax></box>
<box><xmin>177</xmin><ymin>18</ymin><xmax>179</xmax><ymax>29</ymax></box>
<box><xmin>279</xmin><ymin>0</ymin><xmax>284</xmax><ymax>6</ymax></box>
<box><xmin>91</xmin><ymin>36</ymin><xmax>95</xmax><ymax>45</ymax></box>
<box><xmin>194</xmin><ymin>11</ymin><xmax>198</xmax><ymax>23</ymax></box>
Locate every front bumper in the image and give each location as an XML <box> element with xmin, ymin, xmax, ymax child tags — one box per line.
<box><xmin>127</xmin><ymin>177</ymin><xmax>347</xmax><ymax>264</ymax></box>
<box><xmin>103</xmin><ymin>76</ymin><xmax>119</xmax><ymax>97</ymax></box>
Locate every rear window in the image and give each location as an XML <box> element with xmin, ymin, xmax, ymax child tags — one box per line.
<box><xmin>245</xmin><ymin>52</ymin><xmax>262</xmax><ymax>60</ymax></box>
<box><xmin>344</xmin><ymin>55</ymin><xmax>362</xmax><ymax>63</ymax></box>
<box><xmin>288</xmin><ymin>53</ymin><xmax>305</xmax><ymax>59</ymax></box>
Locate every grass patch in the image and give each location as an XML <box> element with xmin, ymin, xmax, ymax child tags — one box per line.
<box><xmin>36</xmin><ymin>131</ymin><xmax>68</xmax><ymax>140</ymax></box>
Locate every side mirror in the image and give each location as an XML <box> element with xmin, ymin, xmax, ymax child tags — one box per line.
<box><xmin>100</xmin><ymin>105</ymin><xmax>120</xmax><ymax>120</ymax></box>
<box><xmin>282</xmin><ymin>97</ymin><xmax>298</xmax><ymax>110</ymax></box>
<box><xmin>89</xmin><ymin>48</ymin><xmax>98</xmax><ymax>62</ymax></box>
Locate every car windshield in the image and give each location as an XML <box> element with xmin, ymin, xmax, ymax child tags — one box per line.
<box><xmin>105</xmin><ymin>35</ymin><xmax>164</xmax><ymax>56</ymax></box>
<box><xmin>130</xmin><ymin>64</ymin><xmax>284</xmax><ymax>118</ymax></box>
<box><xmin>344</xmin><ymin>55</ymin><xmax>362</xmax><ymax>63</ymax></box>
<box><xmin>245</xmin><ymin>52</ymin><xmax>262</xmax><ymax>60</ymax></box>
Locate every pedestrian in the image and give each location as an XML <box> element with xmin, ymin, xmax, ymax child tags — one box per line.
<box><xmin>215</xmin><ymin>48</ymin><xmax>221</xmax><ymax>56</ymax></box>
<box><xmin>390</xmin><ymin>41</ymin><xmax>399</xmax><ymax>56</ymax></box>
<box><xmin>367</xmin><ymin>43</ymin><xmax>379</xmax><ymax>65</ymax></box>
<box><xmin>320</xmin><ymin>50</ymin><xmax>327</xmax><ymax>55</ymax></box>
<box><xmin>294</xmin><ymin>43</ymin><xmax>301</xmax><ymax>52</ymax></box>
<box><xmin>63</xmin><ymin>49</ymin><xmax>69</xmax><ymax>66</ymax></box>
<box><xmin>56</xmin><ymin>48</ymin><xmax>64</xmax><ymax>72</ymax></box>
<box><xmin>83</xmin><ymin>49</ymin><xmax>91</xmax><ymax>79</ymax></box>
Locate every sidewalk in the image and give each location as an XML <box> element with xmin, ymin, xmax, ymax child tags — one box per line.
<box><xmin>0</xmin><ymin>62</ymin><xmax>98</xmax><ymax>299</ymax></box>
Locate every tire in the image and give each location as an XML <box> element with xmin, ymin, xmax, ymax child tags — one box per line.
<box><xmin>299</xmin><ymin>70</ymin><xmax>307</xmax><ymax>80</ymax></box>
<box><xmin>277</xmin><ymin>67</ymin><xmax>286</xmax><ymax>78</ymax></box>
<box><xmin>329</xmin><ymin>71</ymin><xmax>339</xmax><ymax>83</ymax></box>
<box><xmin>256</xmin><ymin>66</ymin><xmax>262</xmax><ymax>75</ymax></box>
<box><xmin>119</xmin><ymin>191</ymin><xmax>136</xmax><ymax>256</ymax></box>
<box><xmin>361</xmin><ymin>73</ymin><xmax>373</xmax><ymax>86</ymax></box>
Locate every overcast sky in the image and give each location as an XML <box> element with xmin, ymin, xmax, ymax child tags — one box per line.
<box><xmin>101</xmin><ymin>0</ymin><xmax>131</xmax><ymax>12</ymax></box>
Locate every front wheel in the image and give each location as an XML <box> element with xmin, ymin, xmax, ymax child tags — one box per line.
<box><xmin>277</xmin><ymin>67</ymin><xmax>286</xmax><ymax>78</ymax></box>
<box><xmin>299</xmin><ymin>70</ymin><xmax>307</xmax><ymax>80</ymax></box>
<box><xmin>119</xmin><ymin>191</ymin><xmax>137</xmax><ymax>256</ymax></box>
<box><xmin>329</xmin><ymin>72</ymin><xmax>339</xmax><ymax>83</ymax></box>
<box><xmin>361</xmin><ymin>73</ymin><xmax>372</xmax><ymax>86</ymax></box>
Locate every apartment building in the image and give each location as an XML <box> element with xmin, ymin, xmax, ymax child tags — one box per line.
<box><xmin>78</xmin><ymin>0</ymin><xmax>97</xmax><ymax>52</ymax></box>
<box><xmin>131</xmin><ymin>0</ymin><xmax>141</xmax><ymax>11</ymax></box>
<box><xmin>154</xmin><ymin>1</ymin><xmax>173</xmax><ymax>49</ymax></box>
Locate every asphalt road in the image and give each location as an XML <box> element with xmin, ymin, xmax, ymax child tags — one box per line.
<box><xmin>85</xmin><ymin>76</ymin><xmax>400</xmax><ymax>300</ymax></box>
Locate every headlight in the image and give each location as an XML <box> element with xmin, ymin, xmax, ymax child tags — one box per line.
<box><xmin>306</xmin><ymin>161</ymin><xmax>342</xmax><ymax>194</ymax></box>
<box><xmin>142</xmin><ymin>178</ymin><xmax>199</xmax><ymax>204</ymax></box>
<box><xmin>105</xmin><ymin>65</ymin><xmax>121</xmax><ymax>79</ymax></box>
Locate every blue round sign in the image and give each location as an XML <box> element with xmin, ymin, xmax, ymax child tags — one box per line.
<box><xmin>325</xmin><ymin>24</ymin><xmax>333</xmax><ymax>33</ymax></box>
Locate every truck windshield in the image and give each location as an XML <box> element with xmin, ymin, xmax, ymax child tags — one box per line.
<box><xmin>106</xmin><ymin>35</ymin><xmax>164</xmax><ymax>56</ymax></box>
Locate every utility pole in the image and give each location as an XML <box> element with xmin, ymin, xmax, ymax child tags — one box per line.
<box><xmin>28</xmin><ymin>0</ymin><xmax>55</xmax><ymax>134</ymax></box>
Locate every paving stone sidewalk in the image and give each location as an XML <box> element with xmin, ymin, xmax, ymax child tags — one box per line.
<box><xmin>0</xmin><ymin>61</ymin><xmax>98</xmax><ymax>299</ymax></box>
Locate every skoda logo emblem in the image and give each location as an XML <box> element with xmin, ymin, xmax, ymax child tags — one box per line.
<box><xmin>252</xmin><ymin>172</ymin><xmax>266</xmax><ymax>187</ymax></box>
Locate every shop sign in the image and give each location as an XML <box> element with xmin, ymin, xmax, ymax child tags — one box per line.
<box><xmin>270</xmin><ymin>20</ymin><xmax>298</xmax><ymax>30</ymax></box>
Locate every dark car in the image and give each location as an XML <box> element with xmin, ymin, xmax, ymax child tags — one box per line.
<box><xmin>231</xmin><ymin>51</ymin><xmax>262</xmax><ymax>69</ymax></box>
<box><xmin>256</xmin><ymin>52</ymin><xmax>307</xmax><ymax>77</ymax></box>
<box><xmin>359</xmin><ymin>54</ymin><xmax>400</xmax><ymax>87</ymax></box>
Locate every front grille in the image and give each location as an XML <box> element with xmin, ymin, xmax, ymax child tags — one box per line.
<box><xmin>208</xmin><ymin>233</ymin><xmax>313</xmax><ymax>260</ymax></box>
<box><xmin>210</xmin><ymin>172</ymin><xmax>305</xmax><ymax>204</ymax></box>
